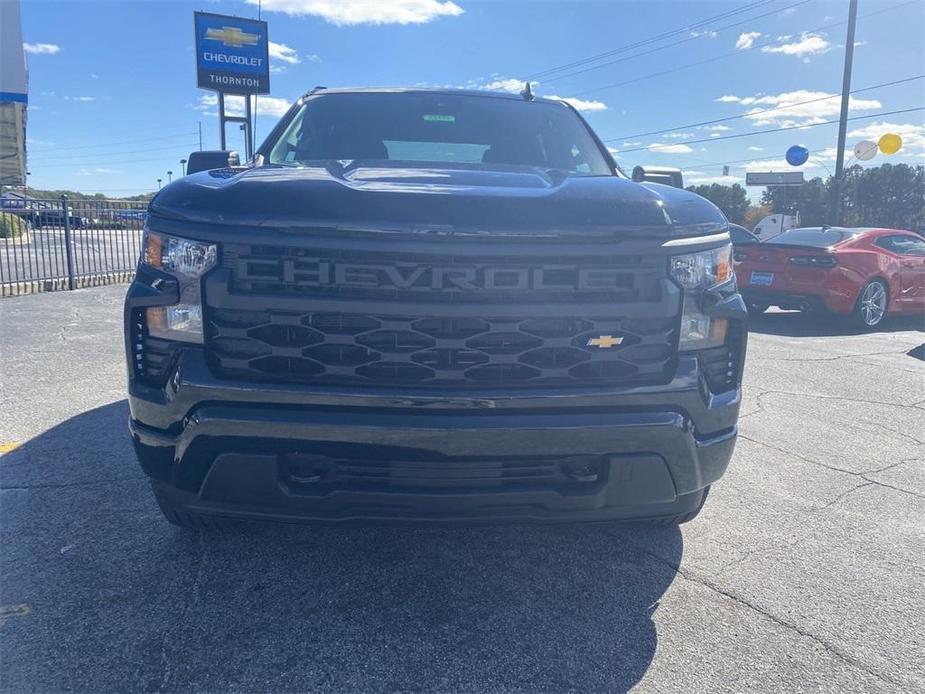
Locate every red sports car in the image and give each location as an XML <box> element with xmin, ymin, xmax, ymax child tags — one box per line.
<box><xmin>734</xmin><ymin>227</ymin><xmax>925</xmax><ymax>327</ymax></box>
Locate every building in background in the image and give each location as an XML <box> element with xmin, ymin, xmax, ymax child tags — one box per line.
<box><xmin>1</xmin><ymin>0</ymin><xmax>28</xmax><ymax>187</ymax></box>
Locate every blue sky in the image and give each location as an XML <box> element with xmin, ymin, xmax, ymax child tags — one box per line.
<box><xmin>20</xmin><ymin>0</ymin><xmax>925</xmax><ymax>198</ymax></box>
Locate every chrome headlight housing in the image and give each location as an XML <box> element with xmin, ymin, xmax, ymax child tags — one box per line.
<box><xmin>670</xmin><ymin>244</ymin><xmax>733</xmax><ymax>351</ymax></box>
<box><xmin>140</xmin><ymin>231</ymin><xmax>217</xmax><ymax>343</ymax></box>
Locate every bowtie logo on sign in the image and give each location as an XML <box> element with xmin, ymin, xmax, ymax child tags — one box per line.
<box><xmin>204</xmin><ymin>26</ymin><xmax>260</xmax><ymax>48</ymax></box>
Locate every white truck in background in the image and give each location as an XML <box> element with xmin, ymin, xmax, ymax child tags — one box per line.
<box><xmin>752</xmin><ymin>213</ymin><xmax>800</xmax><ymax>242</ymax></box>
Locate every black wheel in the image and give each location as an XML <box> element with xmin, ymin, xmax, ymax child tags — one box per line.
<box><xmin>853</xmin><ymin>279</ymin><xmax>889</xmax><ymax>328</ymax></box>
<box><xmin>151</xmin><ymin>483</ymin><xmax>232</xmax><ymax>529</ymax></box>
<box><xmin>746</xmin><ymin>302</ymin><xmax>769</xmax><ymax>316</ymax></box>
<box><xmin>649</xmin><ymin>486</ymin><xmax>710</xmax><ymax>526</ymax></box>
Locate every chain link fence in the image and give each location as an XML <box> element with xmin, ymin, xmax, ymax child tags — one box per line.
<box><xmin>0</xmin><ymin>196</ymin><xmax>146</xmax><ymax>297</ymax></box>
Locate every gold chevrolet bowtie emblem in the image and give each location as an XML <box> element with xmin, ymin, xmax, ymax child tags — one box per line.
<box><xmin>205</xmin><ymin>26</ymin><xmax>260</xmax><ymax>48</ymax></box>
<box><xmin>587</xmin><ymin>335</ymin><xmax>624</xmax><ymax>348</ymax></box>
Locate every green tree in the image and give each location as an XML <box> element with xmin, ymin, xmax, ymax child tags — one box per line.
<box><xmin>759</xmin><ymin>164</ymin><xmax>925</xmax><ymax>230</ymax></box>
<box><xmin>686</xmin><ymin>183</ymin><xmax>750</xmax><ymax>224</ymax></box>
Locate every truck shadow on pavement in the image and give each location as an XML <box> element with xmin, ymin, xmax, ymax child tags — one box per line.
<box><xmin>746</xmin><ymin>310</ymin><xmax>924</xmax><ymax>338</ymax></box>
<box><xmin>1</xmin><ymin>401</ymin><xmax>683</xmax><ymax>694</ymax></box>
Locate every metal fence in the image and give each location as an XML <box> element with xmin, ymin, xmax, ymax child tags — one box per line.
<box><xmin>0</xmin><ymin>196</ymin><xmax>146</xmax><ymax>297</ymax></box>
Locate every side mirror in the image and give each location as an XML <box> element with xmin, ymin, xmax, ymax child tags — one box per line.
<box><xmin>186</xmin><ymin>150</ymin><xmax>241</xmax><ymax>175</ymax></box>
<box><xmin>632</xmin><ymin>165</ymin><xmax>684</xmax><ymax>189</ymax></box>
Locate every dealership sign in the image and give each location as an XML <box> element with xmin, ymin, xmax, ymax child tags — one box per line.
<box><xmin>194</xmin><ymin>12</ymin><xmax>269</xmax><ymax>95</ymax></box>
<box><xmin>745</xmin><ymin>171</ymin><xmax>805</xmax><ymax>186</ymax></box>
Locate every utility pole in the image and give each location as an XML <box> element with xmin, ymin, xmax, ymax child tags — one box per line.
<box><xmin>167</xmin><ymin>171</ymin><xmax>173</xmax><ymax>183</ymax></box>
<box><xmin>198</xmin><ymin>121</ymin><xmax>203</xmax><ymax>151</ymax></box>
<box><xmin>180</xmin><ymin>159</ymin><xmax>187</xmax><ymax>176</ymax></box>
<box><xmin>832</xmin><ymin>0</ymin><xmax>858</xmax><ymax>225</ymax></box>
<box><xmin>157</xmin><ymin>178</ymin><xmax>162</xmax><ymax>191</ymax></box>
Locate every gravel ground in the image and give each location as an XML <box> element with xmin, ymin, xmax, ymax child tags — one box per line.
<box><xmin>1</xmin><ymin>285</ymin><xmax>923</xmax><ymax>693</ymax></box>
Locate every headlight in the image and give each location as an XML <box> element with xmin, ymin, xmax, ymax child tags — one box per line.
<box><xmin>140</xmin><ymin>231</ymin><xmax>216</xmax><ymax>343</ymax></box>
<box><xmin>670</xmin><ymin>244</ymin><xmax>733</xmax><ymax>351</ymax></box>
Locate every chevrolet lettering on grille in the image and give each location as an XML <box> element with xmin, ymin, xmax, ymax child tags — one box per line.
<box><xmin>236</xmin><ymin>257</ymin><xmax>636</xmax><ymax>292</ymax></box>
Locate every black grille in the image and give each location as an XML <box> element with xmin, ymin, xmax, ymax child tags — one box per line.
<box><xmin>281</xmin><ymin>453</ymin><xmax>607</xmax><ymax>495</ymax></box>
<box><xmin>221</xmin><ymin>243</ymin><xmax>664</xmax><ymax>304</ymax></box>
<box><xmin>206</xmin><ymin>308</ymin><xmax>677</xmax><ymax>388</ymax></box>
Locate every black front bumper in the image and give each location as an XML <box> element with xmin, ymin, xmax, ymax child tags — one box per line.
<box><xmin>128</xmin><ymin>347</ymin><xmax>742</xmax><ymax>525</ymax></box>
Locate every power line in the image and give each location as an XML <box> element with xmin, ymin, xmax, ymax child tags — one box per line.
<box><xmin>537</xmin><ymin>0</ymin><xmax>811</xmax><ymax>86</ymax></box>
<box><xmin>609</xmin><ymin>75</ymin><xmax>924</xmax><ymax>142</ymax></box>
<box><xmin>570</xmin><ymin>0</ymin><xmax>919</xmax><ymax>98</ymax></box>
<box><xmin>37</xmin><ymin>154</ymin><xmax>202</xmax><ymax>169</ymax></box>
<box><xmin>29</xmin><ymin>142</ymin><xmax>201</xmax><ymax>162</ymax></box>
<box><xmin>524</xmin><ymin>0</ymin><xmax>777</xmax><ymax>81</ymax></box>
<box><xmin>608</xmin><ymin>106</ymin><xmax>925</xmax><ymax>152</ymax></box>
<box><xmin>27</xmin><ymin>131</ymin><xmax>198</xmax><ymax>153</ymax></box>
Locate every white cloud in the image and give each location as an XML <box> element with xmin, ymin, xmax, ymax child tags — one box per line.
<box><xmin>196</xmin><ymin>93</ymin><xmax>292</xmax><ymax>118</ymax></box>
<box><xmin>250</xmin><ymin>0</ymin><xmax>463</xmax><ymax>25</ymax></box>
<box><xmin>621</xmin><ymin>141</ymin><xmax>642</xmax><ymax>147</ymax></box>
<box><xmin>546</xmin><ymin>95</ymin><xmax>607</xmax><ymax>112</ymax></box>
<box><xmin>648</xmin><ymin>143</ymin><xmax>694</xmax><ymax>154</ymax></box>
<box><xmin>715</xmin><ymin>95</ymin><xmax>741</xmax><ymax>103</ymax></box>
<box><xmin>77</xmin><ymin>167</ymin><xmax>118</xmax><ymax>176</ymax></box>
<box><xmin>846</xmin><ymin>122</ymin><xmax>925</xmax><ymax>152</ymax></box>
<box><xmin>64</xmin><ymin>96</ymin><xmax>96</xmax><ymax>102</ymax></box>
<box><xmin>24</xmin><ymin>42</ymin><xmax>60</xmax><ymax>55</ymax></box>
<box><xmin>690</xmin><ymin>29</ymin><xmax>718</xmax><ymax>39</ymax></box>
<box><xmin>761</xmin><ymin>32</ymin><xmax>831</xmax><ymax>58</ymax></box>
<box><xmin>268</xmin><ymin>41</ymin><xmax>300</xmax><ymax>64</ymax></box>
<box><xmin>686</xmin><ymin>174</ymin><xmax>743</xmax><ymax>186</ymax></box>
<box><xmin>735</xmin><ymin>32</ymin><xmax>761</xmax><ymax>50</ymax></box>
<box><xmin>716</xmin><ymin>90</ymin><xmax>881</xmax><ymax>128</ymax></box>
<box><xmin>665</xmin><ymin>132</ymin><xmax>695</xmax><ymax>139</ymax></box>
<box><xmin>747</xmin><ymin>146</ymin><xmax>764</xmax><ymax>152</ymax></box>
<box><xmin>481</xmin><ymin>78</ymin><xmax>529</xmax><ymax>94</ymax></box>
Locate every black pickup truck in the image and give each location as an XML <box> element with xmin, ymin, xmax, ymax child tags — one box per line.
<box><xmin>125</xmin><ymin>87</ymin><xmax>747</xmax><ymax>528</ymax></box>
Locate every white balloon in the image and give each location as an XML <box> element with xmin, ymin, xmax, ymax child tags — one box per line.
<box><xmin>854</xmin><ymin>140</ymin><xmax>878</xmax><ymax>161</ymax></box>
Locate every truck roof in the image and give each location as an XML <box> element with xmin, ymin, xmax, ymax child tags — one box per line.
<box><xmin>300</xmin><ymin>85</ymin><xmax>564</xmax><ymax>105</ymax></box>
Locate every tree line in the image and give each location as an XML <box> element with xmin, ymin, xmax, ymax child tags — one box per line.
<box><xmin>687</xmin><ymin>163</ymin><xmax>925</xmax><ymax>232</ymax></box>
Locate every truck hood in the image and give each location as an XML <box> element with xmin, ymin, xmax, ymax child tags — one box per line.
<box><xmin>149</xmin><ymin>163</ymin><xmax>726</xmax><ymax>238</ymax></box>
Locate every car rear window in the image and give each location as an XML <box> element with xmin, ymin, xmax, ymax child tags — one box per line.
<box><xmin>267</xmin><ymin>92</ymin><xmax>612</xmax><ymax>175</ymax></box>
<box><xmin>767</xmin><ymin>228</ymin><xmax>859</xmax><ymax>248</ymax></box>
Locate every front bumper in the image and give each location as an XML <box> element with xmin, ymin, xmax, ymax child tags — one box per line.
<box><xmin>128</xmin><ymin>346</ymin><xmax>743</xmax><ymax>525</ymax></box>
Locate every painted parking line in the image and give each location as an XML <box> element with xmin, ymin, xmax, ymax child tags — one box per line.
<box><xmin>0</xmin><ymin>441</ymin><xmax>22</xmax><ymax>454</ymax></box>
<box><xmin>0</xmin><ymin>604</ymin><xmax>31</xmax><ymax>629</ymax></box>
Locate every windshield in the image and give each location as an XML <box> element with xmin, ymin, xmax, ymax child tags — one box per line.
<box><xmin>267</xmin><ymin>92</ymin><xmax>613</xmax><ymax>175</ymax></box>
<box><xmin>768</xmin><ymin>227</ymin><xmax>860</xmax><ymax>248</ymax></box>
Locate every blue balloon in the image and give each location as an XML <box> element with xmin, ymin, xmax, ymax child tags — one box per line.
<box><xmin>786</xmin><ymin>145</ymin><xmax>809</xmax><ymax>166</ymax></box>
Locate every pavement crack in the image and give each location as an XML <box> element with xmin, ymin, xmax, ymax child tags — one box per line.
<box><xmin>740</xmin><ymin>435</ymin><xmax>925</xmax><ymax>502</ymax></box>
<box><xmin>742</xmin><ymin>388</ymin><xmax>925</xmax><ymax>411</ymax></box>
<box><xmin>611</xmin><ymin>532</ymin><xmax>906</xmax><ymax>689</ymax></box>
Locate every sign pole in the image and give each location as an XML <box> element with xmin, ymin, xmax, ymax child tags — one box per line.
<box><xmin>218</xmin><ymin>92</ymin><xmax>227</xmax><ymax>150</ymax></box>
<box><xmin>832</xmin><ymin>0</ymin><xmax>858</xmax><ymax>225</ymax></box>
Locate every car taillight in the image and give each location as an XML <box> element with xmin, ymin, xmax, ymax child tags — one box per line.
<box><xmin>789</xmin><ymin>255</ymin><xmax>837</xmax><ymax>268</ymax></box>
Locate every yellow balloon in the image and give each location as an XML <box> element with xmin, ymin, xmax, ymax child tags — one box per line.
<box><xmin>879</xmin><ymin>133</ymin><xmax>902</xmax><ymax>155</ymax></box>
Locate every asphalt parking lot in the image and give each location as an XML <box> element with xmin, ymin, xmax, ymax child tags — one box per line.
<box><xmin>1</xmin><ymin>285</ymin><xmax>923</xmax><ymax>693</ymax></box>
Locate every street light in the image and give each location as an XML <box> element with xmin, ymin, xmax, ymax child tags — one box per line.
<box><xmin>180</xmin><ymin>159</ymin><xmax>187</xmax><ymax>176</ymax></box>
<box><xmin>167</xmin><ymin>170</ymin><xmax>173</xmax><ymax>183</ymax></box>
<box><xmin>157</xmin><ymin>178</ymin><xmax>162</xmax><ymax>191</ymax></box>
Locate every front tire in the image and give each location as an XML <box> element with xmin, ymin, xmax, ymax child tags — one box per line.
<box><xmin>853</xmin><ymin>279</ymin><xmax>889</xmax><ymax>328</ymax></box>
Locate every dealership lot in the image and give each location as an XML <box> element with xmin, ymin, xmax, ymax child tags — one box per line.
<box><xmin>1</xmin><ymin>285</ymin><xmax>923</xmax><ymax>693</ymax></box>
